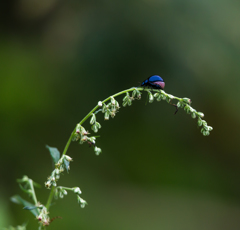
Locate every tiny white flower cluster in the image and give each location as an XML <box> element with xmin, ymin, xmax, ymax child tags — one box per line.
<box><xmin>45</xmin><ymin>155</ymin><xmax>73</xmax><ymax>189</ymax></box>
<box><xmin>72</xmin><ymin>123</ymin><xmax>101</xmax><ymax>156</ymax></box>
<box><xmin>122</xmin><ymin>88</ymin><xmax>142</xmax><ymax>107</ymax></box>
<box><xmin>102</xmin><ymin>96</ymin><xmax>120</xmax><ymax>119</ymax></box>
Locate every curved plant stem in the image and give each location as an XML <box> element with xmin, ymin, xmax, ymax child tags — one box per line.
<box><xmin>62</xmin><ymin>88</ymin><xmax>138</xmax><ymax>155</ymax></box>
<box><xmin>60</xmin><ymin>87</ymin><xmax>189</xmax><ymax>159</ymax></box>
<box><xmin>45</xmin><ymin>86</ymin><xmax>212</xmax><ymax>212</ymax></box>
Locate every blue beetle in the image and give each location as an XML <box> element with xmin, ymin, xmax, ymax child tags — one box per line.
<box><xmin>141</xmin><ymin>75</ymin><xmax>165</xmax><ymax>89</ymax></box>
<box><xmin>141</xmin><ymin>75</ymin><xmax>178</xmax><ymax>114</ymax></box>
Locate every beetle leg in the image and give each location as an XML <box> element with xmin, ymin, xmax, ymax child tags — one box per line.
<box><xmin>170</xmin><ymin>103</ymin><xmax>178</xmax><ymax>115</ymax></box>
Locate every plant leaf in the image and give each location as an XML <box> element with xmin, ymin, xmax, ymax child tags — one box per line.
<box><xmin>46</xmin><ymin>145</ymin><xmax>60</xmax><ymax>164</ymax></box>
<box><xmin>10</xmin><ymin>195</ymin><xmax>39</xmax><ymax>216</ymax></box>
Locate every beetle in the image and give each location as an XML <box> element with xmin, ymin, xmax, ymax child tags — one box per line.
<box><xmin>141</xmin><ymin>75</ymin><xmax>165</xmax><ymax>90</ymax></box>
<box><xmin>141</xmin><ymin>75</ymin><xmax>178</xmax><ymax>114</ymax></box>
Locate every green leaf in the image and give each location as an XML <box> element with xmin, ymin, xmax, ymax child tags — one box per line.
<box><xmin>10</xmin><ymin>195</ymin><xmax>39</xmax><ymax>216</ymax></box>
<box><xmin>46</xmin><ymin>145</ymin><xmax>60</xmax><ymax>164</ymax></box>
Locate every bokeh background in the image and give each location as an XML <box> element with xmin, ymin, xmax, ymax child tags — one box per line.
<box><xmin>1</xmin><ymin>0</ymin><xmax>240</xmax><ymax>229</ymax></box>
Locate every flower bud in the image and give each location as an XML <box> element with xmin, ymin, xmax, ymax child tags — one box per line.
<box><xmin>123</xmin><ymin>93</ymin><xmax>130</xmax><ymax>102</ymax></box>
<box><xmin>91</xmin><ymin>124</ymin><xmax>98</xmax><ymax>133</ymax></box>
<box><xmin>177</xmin><ymin>101</ymin><xmax>182</xmax><ymax>108</ymax></box>
<box><xmin>122</xmin><ymin>100</ymin><xmax>128</xmax><ymax>107</ymax></box>
<box><xmin>102</xmin><ymin>103</ymin><xmax>107</xmax><ymax>113</ymax></box>
<box><xmin>37</xmin><ymin>216</ymin><xmax>42</xmax><ymax>221</ymax></box>
<box><xmin>59</xmin><ymin>165</ymin><xmax>65</xmax><ymax>173</ymax></box>
<box><xmin>197</xmin><ymin>112</ymin><xmax>204</xmax><ymax>118</ymax></box>
<box><xmin>88</xmin><ymin>136</ymin><xmax>96</xmax><ymax>142</ymax></box>
<box><xmin>190</xmin><ymin>108</ymin><xmax>196</xmax><ymax>113</ymax></box>
<box><xmin>45</xmin><ymin>181</ymin><xmax>51</xmax><ymax>189</ymax></box>
<box><xmin>136</xmin><ymin>90</ymin><xmax>141</xmax><ymax>99</ymax></box>
<box><xmin>104</xmin><ymin>110</ymin><xmax>110</xmax><ymax>120</ymax></box>
<box><xmin>197</xmin><ymin>118</ymin><xmax>203</xmax><ymax>126</ymax></box>
<box><xmin>184</xmin><ymin>105</ymin><xmax>189</xmax><ymax>112</ymax></box>
<box><xmin>98</xmin><ymin>101</ymin><xmax>102</xmax><ymax>107</ymax></box>
<box><xmin>80</xmin><ymin>136</ymin><xmax>88</xmax><ymax>142</ymax></box>
<box><xmin>95</xmin><ymin>122</ymin><xmax>101</xmax><ymax>129</ymax></box>
<box><xmin>111</xmin><ymin>105</ymin><xmax>116</xmax><ymax>112</ymax></box>
<box><xmin>94</xmin><ymin>146</ymin><xmax>102</xmax><ymax>156</ymax></box>
<box><xmin>111</xmin><ymin>96</ymin><xmax>116</xmax><ymax>105</ymax></box>
<box><xmin>203</xmin><ymin>130</ymin><xmax>210</xmax><ymax>136</ymax></box>
<box><xmin>54</xmin><ymin>188</ymin><xmax>59</xmax><ymax>199</ymax></box>
<box><xmin>132</xmin><ymin>90</ymin><xmax>137</xmax><ymax>98</ymax></box>
<box><xmin>52</xmin><ymin>182</ymin><xmax>57</xmax><ymax>187</ymax></box>
<box><xmin>59</xmin><ymin>192</ymin><xmax>64</xmax><ymax>198</ymax></box>
<box><xmin>207</xmin><ymin>126</ymin><xmax>213</xmax><ymax>131</ymax></box>
<box><xmin>182</xmin><ymin>98</ymin><xmax>191</xmax><ymax>104</ymax></box>
<box><xmin>127</xmin><ymin>98</ymin><xmax>132</xmax><ymax>106</ymax></box>
<box><xmin>156</xmin><ymin>95</ymin><xmax>161</xmax><ymax>101</ymax></box>
<box><xmin>65</xmin><ymin>155</ymin><xmax>73</xmax><ymax>162</ymax></box>
<box><xmin>90</xmin><ymin>114</ymin><xmax>96</xmax><ymax>125</ymax></box>
<box><xmin>191</xmin><ymin>112</ymin><xmax>196</xmax><ymax>119</ymax></box>
<box><xmin>160</xmin><ymin>94</ymin><xmax>166</xmax><ymax>100</ymax></box>
<box><xmin>71</xmin><ymin>133</ymin><xmax>79</xmax><ymax>141</ymax></box>
<box><xmin>74</xmin><ymin>187</ymin><xmax>82</xmax><ymax>195</ymax></box>
<box><xmin>77</xmin><ymin>196</ymin><xmax>87</xmax><ymax>208</ymax></box>
<box><xmin>115</xmin><ymin>101</ymin><xmax>120</xmax><ymax>108</ymax></box>
<box><xmin>148</xmin><ymin>92</ymin><xmax>154</xmax><ymax>103</ymax></box>
<box><xmin>110</xmin><ymin>111</ymin><xmax>116</xmax><ymax>118</ymax></box>
<box><xmin>166</xmin><ymin>97</ymin><xmax>171</xmax><ymax>103</ymax></box>
<box><xmin>76</xmin><ymin>124</ymin><xmax>81</xmax><ymax>133</ymax></box>
<box><xmin>80</xmin><ymin>126</ymin><xmax>87</xmax><ymax>135</ymax></box>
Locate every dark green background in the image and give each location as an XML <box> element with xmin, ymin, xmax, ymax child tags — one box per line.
<box><xmin>1</xmin><ymin>0</ymin><xmax>240</xmax><ymax>229</ymax></box>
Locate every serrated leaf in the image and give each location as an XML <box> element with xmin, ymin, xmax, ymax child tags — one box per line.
<box><xmin>46</xmin><ymin>145</ymin><xmax>60</xmax><ymax>164</ymax></box>
<box><xmin>10</xmin><ymin>195</ymin><xmax>39</xmax><ymax>216</ymax></box>
<box><xmin>63</xmin><ymin>158</ymin><xmax>70</xmax><ymax>173</ymax></box>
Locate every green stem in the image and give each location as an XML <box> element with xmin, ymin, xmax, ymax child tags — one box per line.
<box><xmin>62</xmin><ymin>131</ymin><xmax>75</xmax><ymax>156</ymax></box>
<box><xmin>63</xmin><ymin>88</ymin><xmax>138</xmax><ymax>156</ymax></box>
<box><xmin>29</xmin><ymin>179</ymin><xmax>38</xmax><ymax>205</ymax></box>
<box><xmin>45</xmin><ymin>87</ymin><xmax>188</xmax><ymax>210</ymax></box>
<box><xmin>61</xmin><ymin>87</ymin><xmax>184</xmax><ymax>158</ymax></box>
<box><xmin>57</xmin><ymin>186</ymin><xmax>74</xmax><ymax>190</ymax></box>
<box><xmin>45</xmin><ymin>186</ymin><xmax>55</xmax><ymax>210</ymax></box>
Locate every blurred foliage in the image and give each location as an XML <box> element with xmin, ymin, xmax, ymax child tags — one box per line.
<box><xmin>1</xmin><ymin>0</ymin><xmax>240</xmax><ymax>229</ymax></box>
